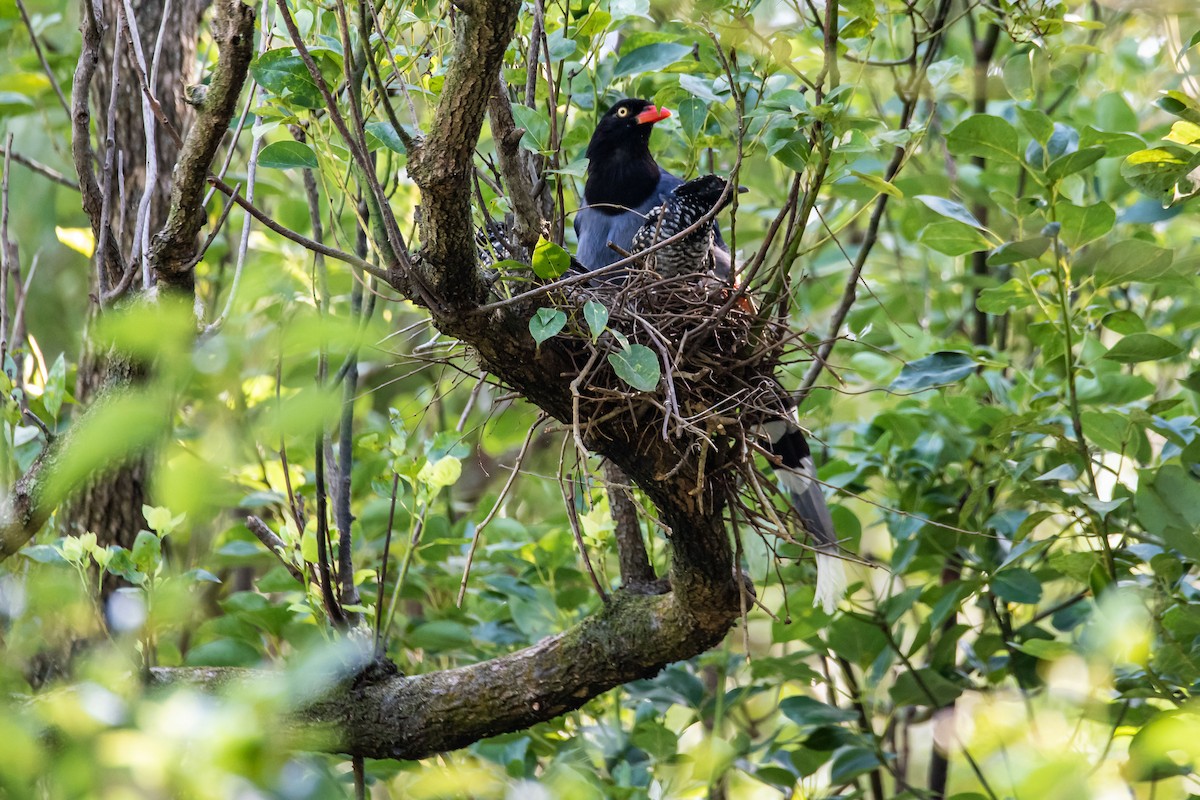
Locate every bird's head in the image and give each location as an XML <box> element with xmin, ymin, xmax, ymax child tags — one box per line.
<box><xmin>585</xmin><ymin>99</ymin><xmax>672</xmax><ymax>162</ymax></box>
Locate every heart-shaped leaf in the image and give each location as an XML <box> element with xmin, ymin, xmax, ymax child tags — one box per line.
<box><xmin>608</xmin><ymin>344</ymin><xmax>660</xmax><ymax>392</ymax></box>
<box><xmin>529</xmin><ymin>308</ymin><xmax>567</xmax><ymax>345</ymax></box>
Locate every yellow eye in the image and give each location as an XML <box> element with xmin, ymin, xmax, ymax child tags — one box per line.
<box><xmin>616</xmin><ymin>107</ymin><xmax>629</xmax><ymax>118</ymax></box>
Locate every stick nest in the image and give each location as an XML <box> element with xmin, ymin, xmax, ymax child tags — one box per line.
<box><xmin>556</xmin><ymin>266</ymin><xmax>809</xmax><ymax>502</ymax></box>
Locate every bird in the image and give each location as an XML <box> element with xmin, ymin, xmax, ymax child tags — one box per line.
<box><xmin>575</xmin><ymin>99</ymin><xmax>845</xmax><ymax>613</ymax></box>
<box><xmin>630</xmin><ymin>174</ymin><xmax>736</xmax><ymax>279</ymax></box>
<box><xmin>574</xmin><ymin>99</ymin><xmax>731</xmax><ymax>280</ymax></box>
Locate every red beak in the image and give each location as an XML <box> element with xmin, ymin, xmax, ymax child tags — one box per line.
<box><xmin>634</xmin><ymin>105</ymin><xmax>672</xmax><ymax>125</ymax></box>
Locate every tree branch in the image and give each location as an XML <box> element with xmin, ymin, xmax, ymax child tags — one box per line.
<box><xmin>406</xmin><ymin>0</ymin><xmax>521</xmax><ymax>307</ymax></box>
<box><xmin>151</xmin><ymin>588</ymin><xmax>737</xmax><ymax>759</ymax></box>
<box><xmin>149</xmin><ymin>0</ymin><xmax>256</xmax><ymax>290</ymax></box>
<box><xmin>603</xmin><ymin>461</ymin><xmax>659</xmax><ymax>589</ymax></box>
<box><xmin>487</xmin><ymin>73</ymin><xmax>549</xmax><ymax>253</ymax></box>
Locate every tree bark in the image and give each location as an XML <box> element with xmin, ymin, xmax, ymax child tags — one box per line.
<box><xmin>64</xmin><ymin>0</ymin><xmax>211</xmax><ymax>555</ymax></box>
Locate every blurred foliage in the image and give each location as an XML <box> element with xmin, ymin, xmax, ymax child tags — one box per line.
<box><xmin>1</xmin><ymin>0</ymin><xmax>1200</xmax><ymax>798</ymax></box>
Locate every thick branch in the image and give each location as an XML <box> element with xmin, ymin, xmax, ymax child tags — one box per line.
<box><xmin>603</xmin><ymin>461</ymin><xmax>658</xmax><ymax>588</ymax></box>
<box><xmin>151</xmin><ymin>588</ymin><xmax>737</xmax><ymax>758</ymax></box>
<box><xmin>0</xmin><ymin>446</ymin><xmax>55</xmax><ymax>559</ymax></box>
<box><xmin>149</xmin><ymin>0</ymin><xmax>256</xmax><ymax>290</ymax></box>
<box><xmin>406</xmin><ymin>0</ymin><xmax>520</xmax><ymax>307</ymax></box>
<box><xmin>487</xmin><ymin>74</ymin><xmax>549</xmax><ymax>253</ymax></box>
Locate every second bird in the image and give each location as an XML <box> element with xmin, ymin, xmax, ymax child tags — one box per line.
<box><xmin>575</xmin><ymin>99</ymin><xmax>730</xmax><ymax>277</ymax></box>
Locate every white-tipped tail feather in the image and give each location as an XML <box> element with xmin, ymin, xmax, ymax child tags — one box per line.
<box><xmin>758</xmin><ymin>420</ymin><xmax>847</xmax><ymax>613</ymax></box>
<box><xmin>814</xmin><ymin>552</ymin><xmax>847</xmax><ymax>615</ymax></box>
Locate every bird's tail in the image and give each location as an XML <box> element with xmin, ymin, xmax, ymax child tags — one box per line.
<box><xmin>760</xmin><ymin>421</ymin><xmax>847</xmax><ymax>614</ymax></box>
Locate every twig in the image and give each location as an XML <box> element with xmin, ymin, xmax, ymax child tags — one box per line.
<box><xmin>14</xmin><ymin>0</ymin><xmax>70</xmax><ymax>116</ymax></box>
<box><xmin>456</xmin><ymin>414</ymin><xmax>546</xmax><ymax>605</ymax></box>
<box><xmin>206</xmin><ymin>176</ymin><xmax>389</xmax><ymax>281</ymax></box>
<box><xmin>0</xmin><ymin>146</ymin><xmax>79</xmax><ymax>191</ymax></box>
<box><xmin>95</xmin><ymin>48</ymin><xmax>122</xmax><ymax>304</ymax></box>
<box><xmin>246</xmin><ymin>515</ymin><xmax>305</xmax><ymax>583</ymax></box>
<box><xmin>373</xmin><ymin>472</ymin><xmax>401</xmax><ymax>658</ymax></box>
<box><xmin>561</xmin><ymin>450</ymin><xmax>609</xmax><ymax>603</ymax></box>
<box><xmin>0</xmin><ymin>135</ymin><xmax>13</xmax><ymax>371</ymax></box>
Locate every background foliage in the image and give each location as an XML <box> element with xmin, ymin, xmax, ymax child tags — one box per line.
<box><xmin>1</xmin><ymin>0</ymin><xmax>1200</xmax><ymax>797</ymax></box>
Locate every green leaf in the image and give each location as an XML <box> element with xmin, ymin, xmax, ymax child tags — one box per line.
<box><xmin>1056</xmin><ymin>202</ymin><xmax>1115</xmax><ymax>249</ymax></box>
<box><xmin>43</xmin><ymin>353</ymin><xmax>66</xmax><ymax>419</ymax></box>
<box><xmin>1046</xmin><ymin>146</ymin><xmax>1106</xmax><ymax>181</ymax></box>
<box><xmin>364</xmin><ymin>121</ymin><xmax>408</xmax><ymax>153</ymax></box>
<box><xmin>0</xmin><ymin>91</ymin><xmax>35</xmax><ymax>118</ymax></box>
<box><xmin>250</xmin><ymin>48</ymin><xmax>323</xmax><ymax>109</ymax></box>
<box><xmin>1157</xmin><ymin>90</ymin><xmax>1200</xmax><ymax>125</ymax></box>
<box><xmin>185</xmin><ymin>639</ymin><xmax>262</xmax><ymax>667</ymax></box>
<box><xmin>1010</xmin><ymin>639</ymin><xmax>1073</xmax><ymax>660</ymax></box>
<box><xmin>778</xmin><ymin>696</ymin><xmax>857</xmax><ymax>727</ymax></box>
<box><xmin>532</xmin><ymin>237</ymin><xmax>571</xmax><ymax>280</ymax></box>
<box><xmin>987</xmin><ymin>237</ymin><xmax>1050</xmax><ymax>266</ymax></box>
<box><xmin>582</xmin><ymin>301</ymin><xmax>608</xmax><ymax>343</ymax></box>
<box><xmin>613</xmin><ymin>42</ymin><xmax>692</xmax><ymax>77</ymax></box>
<box><xmin>417</xmin><ymin>455</ymin><xmax>462</xmax><ymax>490</ymax></box>
<box><xmin>1164</xmin><ymin>120</ymin><xmax>1200</xmax><ymax>146</ymax></box>
<box><xmin>977</xmin><ymin>278</ymin><xmax>1035</xmax><ymax>313</ymax></box>
<box><xmin>1102</xmin><ymin>333</ymin><xmax>1182</xmax><ymax>364</ymax></box>
<box><xmin>1100</xmin><ymin>310</ymin><xmax>1146</xmax><ymax>335</ymax></box>
<box><xmin>772</xmin><ymin>137</ymin><xmax>810</xmax><ymax>172</ymax></box>
<box><xmin>408</xmin><ymin>619</ymin><xmax>473</xmax><ymax>650</ymax></box>
<box><xmin>529</xmin><ymin>308</ymin><xmax>567</xmax><ymax>345</ymax></box>
<box><xmin>607</xmin><ymin>344</ymin><xmax>661</xmax><ymax>392</ymax></box>
<box><xmin>1080</xmin><ymin>411</ymin><xmax>1135</xmax><ymax>454</ymax></box>
<box><xmin>1092</xmin><ymin>240</ymin><xmax>1175</xmax><ymax>287</ymax></box>
<box><xmin>851</xmin><ymin>171</ymin><xmax>902</xmax><ymax>198</ymax></box>
<box><xmin>510</xmin><ymin>104</ymin><xmax>550</xmax><ymax>152</ymax></box>
<box><xmin>131</xmin><ymin>530</ymin><xmax>161</xmax><ymax>572</ymax></box>
<box><xmin>678</xmin><ymin>73</ymin><xmax>724</xmax><ymax>103</ymax></box>
<box><xmin>992</xmin><ymin>568</ymin><xmax>1042</xmax><ymax>604</ymax></box>
<box><xmin>889</xmin><ymin>668</ymin><xmax>964</xmax><ymax>707</ymax></box>
<box><xmin>829</xmin><ymin>747</ymin><xmax>882</xmax><ymax>784</ymax></box>
<box><xmin>945</xmin><ymin>114</ymin><xmax>1022</xmax><ymax>164</ymax></box>
<box><xmin>257</xmin><ymin>141</ymin><xmax>318</xmax><ymax>170</ymax></box>
<box><xmin>915</xmin><ymin>195</ymin><xmax>985</xmax><ymax>229</ymax></box>
<box><xmin>678</xmin><ymin>97</ymin><xmax>707</xmax><ymax>139</ymax></box>
<box><xmin>889</xmin><ymin>352</ymin><xmax>977</xmax><ymax>392</ymax></box>
<box><xmin>919</xmin><ymin>221</ymin><xmax>991</xmax><ymax>255</ymax></box>
<box><xmin>1136</xmin><ymin>466</ymin><xmax>1200</xmax><ymax>560</ymax></box>
<box><xmin>1121</xmin><ymin>147</ymin><xmax>1200</xmax><ymax>204</ymax></box>
<box><xmin>20</xmin><ymin>544</ymin><xmax>66</xmax><ymax>564</ymax></box>
<box><xmin>1015</xmin><ymin>105</ymin><xmax>1054</xmax><ymax>143</ymax></box>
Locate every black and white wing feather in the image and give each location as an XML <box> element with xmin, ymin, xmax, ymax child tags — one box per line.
<box><xmin>631</xmin><ymin>175</ymin><xmax>730</xmax><ymax>279</ymax></box>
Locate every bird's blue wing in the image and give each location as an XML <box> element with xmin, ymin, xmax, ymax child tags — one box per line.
<box><xmin>575</xmin><ymin>171</ymin><xmax>684</xmax><ymax>271</ymax></box>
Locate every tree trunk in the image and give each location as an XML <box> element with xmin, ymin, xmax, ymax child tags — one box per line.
<box><xmin>63</xmin><ymin>0</ymin><xmax>208</xmax><ymax>555</ymax></box>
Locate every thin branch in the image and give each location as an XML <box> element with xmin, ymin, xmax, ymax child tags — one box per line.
<box><xmin>0</xmin><ymin>145</ymin><xmax>80</xmax><ymax>191</ymax></box>
<box><xmin>149</xmin><ymin>0</ymin><xmax>256</xmax><ymax>290</ymax></box>
<box><xmin>246</xmin><ymin>515</ymin><xmax>305</xmax><ymax>583</ymax></box>
<box><xmin>14</xmin><ymin>0</ymin><xmax>71</xmax><ymax>116</ymax></box>
<box><xmin>206</xmin><ymin>176</ymin><xmax>390</xmax><ymax>281</ymax></box>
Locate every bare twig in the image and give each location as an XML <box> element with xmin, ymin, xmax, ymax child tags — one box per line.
<box><xmin>0</xmin><ymin>146</ymin><xmax>79</xmax><ymax>191</ymax></box>
<box><xmin>246</xmin><ymin>515</ymin><xmax>305</xmax><ymax>583</ymax></box>
<box><xmin>14</xmin><ymin>0</ymin><xmax>71</xmax><ymax>116</ymax></box>
<box><xmin>457</xmin><ymin>413</ymin><xmax>546</xmax><ymax>605</ymax></box>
